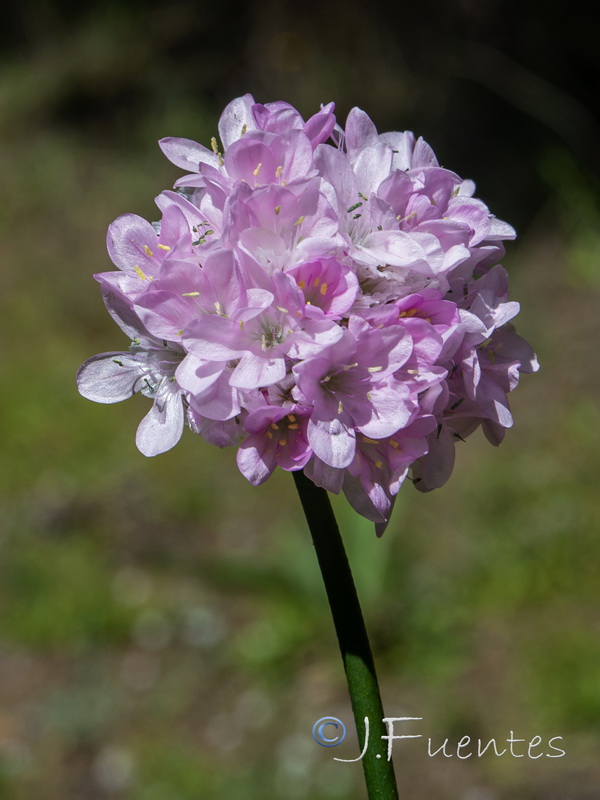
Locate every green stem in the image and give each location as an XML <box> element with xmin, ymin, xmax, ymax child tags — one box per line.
<box><xmin>293</xmin><ymin>471</ymin><xmax>399</xmax><ymax>800</ymax></box>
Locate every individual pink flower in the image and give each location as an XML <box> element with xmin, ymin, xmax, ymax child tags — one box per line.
<box><xmin>236</xmin><ymin>404</ymin><xmax>312</xmax><ymax>485</ymax></box>
<box><xmin>183</xmin><ymin>269</ymin><xmax>342</xmax><ymax>391</ymax></box>
<box><xmin>77</xmin><ymin>287</ymin><xmax>187</xmax><ymax>456</ymax></box>
<box><xmin>292</xmin><ymin>318</ymin><xmax>416</xmax><ymax>468</ymax></box>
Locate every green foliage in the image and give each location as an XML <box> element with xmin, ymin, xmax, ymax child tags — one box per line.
<box><xmin>0</xmin><ymin>534</ymin><xmax>131</xmax><ymax>648</ymax></box>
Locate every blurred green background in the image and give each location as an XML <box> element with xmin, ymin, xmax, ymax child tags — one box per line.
<box><xmin>1</xmin><ymin>2</ymin><xmax>599</xmax><ymax>798</ymax></box>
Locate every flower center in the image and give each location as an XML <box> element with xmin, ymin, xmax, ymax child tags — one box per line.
<box><xmin>260</xmin><ymin>323</ymin><xmax>285</xmax><ymax>351</ymax></box>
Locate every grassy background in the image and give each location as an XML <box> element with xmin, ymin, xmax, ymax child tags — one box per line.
<box><xmin>1</xmin><ymin>3</ymin><xmax>599</xmax><ymax>798</ymax></box>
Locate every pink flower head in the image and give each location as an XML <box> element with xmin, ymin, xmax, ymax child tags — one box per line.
<box><xmin>77</xmin><ymin>95</ymin><xmax>538</xmax><ymax>531</ymax></box>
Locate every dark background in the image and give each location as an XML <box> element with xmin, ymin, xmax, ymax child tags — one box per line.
<box><xmin>4</xmin><ymin>0</ymin><xmax>599</xmax><ymax>224</ymax></box>
<box><xmin>1</xmin><ymin>3</ymin><xmax>599</xmax><ymax>799</ymax></box>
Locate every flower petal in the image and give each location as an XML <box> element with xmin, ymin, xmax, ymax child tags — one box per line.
<box><xmin>135</xmin><ymin>387</ymin><xmax>184</xmax><ymax>456</ymax></box>
<box><xmin>307</xmin><ymin>415</ymin><xmax>356</xmax><ymax>469</ymax></box>
<box><xmin>77</xmin><ymin>353</ymin><xmax>144</xmax><ymax>403</ymax></box>
<box><xmin>158</xmin><ymin>137</ymin><xmax>219</xmax><ymax>171</ymax></box>
<box><xmin>236</xmin><ymin>438</ymin><xmax>277</xmax><ymax>485</ymax></box>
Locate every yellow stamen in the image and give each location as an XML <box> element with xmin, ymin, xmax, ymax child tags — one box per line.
<box><xmin>313</xmin><ymin>277</ymin><xmax>320</xmax><ymax>287</ymax></box>
<box><xmin>407</xmin><ymin>369</ymin><xmax>419</xmax><ymax>375</ymax></box>
<box><xmin>275</xmin><ymin>205</ymin><xmax>281</xmax><ymax>215</ymax></box>
<box><xmin>241</xmin><ymin>124</ymin><xmax>247</xmax><ymax>135</ymax></box>
<box><xmin>270</xmin><ymin>423</ymin><xmax>279</xmax><ymax>430</ymax></box>
<box><xmin>275</xmin><ymin>165</ymin><xmax>283</xmax><ymax>178</ymax></box>
<box><xmin>390</xmin><ymin>440</ymin><xmax>399</xmax><ymax>448</ymax></box>
<box><xmin>253</xmin><ymin>162</ymin><xmax>262</xmax><ymax>176</ymax></box>
<box><xmin>368</xmin><ymin>365</ymin><xmax>383</xmax><ymax>373</ymax></box>
<box><xmin>279</xmin><ymin>438</ymin><xmax>287</xmax><ymax>447</ymax></box>
<box><xmin>362</xmin><ymin>436</ymin><xmax>378</xmax><ymax>444</ymax></box>
<box><xmin>157</xmin><ymin>243</ymin><xmax>171</xmax><ymax>251</ymax></box>
<box><xmin>398</xmin><ymin>308</ymin><xmax>418</xmax><ymax>318</ymax></box>
<box><xmin>134</xmin><ymin>265</ymin><xmax>149</xmax><ymax>281</ymax></box>
<box><xmin>143</xmin><ymin>245</ymin><xmax>153</xmax><ymax>257</ymax></box>
<box><xmin>275</xmin><ymin>306</ymin><xmax>288</xmax><ymax>313</ymax></box>
<box><xmin>210</xmin><ymin>136</ymin><xmax>219</xmax><ymax>155</ymax></box>
<box><xmin>182</xmin><ymin>291</ymin><xmax>200</xmax><ymax>297</ymax></box>
<box><xmin>397</xmin><ymin>211</ymin><xmax>417</xmax><ymax>223</ymax></box>
<box><xmin>287</xmin><ymin>414</ymin><xmax>296</xmax><ymax>422</ymax></box>
<box><xmin>266</xmin><ymin>431</ymin><xmax>273</xmax><ymax>439</ymax></box>
<box><xmin>297</xmin><ymin>280</ymin><xmax>306</xmax><ymax>289</ymax></box>
<box><xmin>287</xmin><ymin>424</ymin><xmax>299</xmax><ymax>430</ymax></box>
<box><xmin>374</xmin><ymin>460</ymin><xmax>383</xmax><ymax>469</ymax></box>
<box><xmin>337</xmin><ymin>401</ymin><xmax>343</xmax><ymax>414</ymax></box>
<box><xmin>177</xmin><ymin>329</ymin><xmax>184</xmax><ymax>336</ymax></box>
<box><xmin>320</xmin><ymin>283</ymin><xmax>328</xmax><ymax>295</ymax></box>
<box><xmin>295</xmin><ymin>216</ymin><xmax>305</xmax><ymax>226</ymax></box>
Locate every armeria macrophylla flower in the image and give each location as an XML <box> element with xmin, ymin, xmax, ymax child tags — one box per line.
<box><xmin>183</xmin><ymin>269</ymin><xmax>343</xmax><ymax>392</ymax></box>
<box><xmin>286</xmin><ymin>257</ymin><xmax>359</xmax><ymax>319</ymax></box>
<box><xmin>77</xmin><ymin>93</ymin><xmax>538</xmax><ymax>530</ymax></box>
<box><xmin>236</xmin><ymin>404</ymin><xmax>312</xmax><ymax>485</ymax></box>
<box><xmin>77</xmin><ymin>288</ymin><xmax>186</xmax><ymax>456</ymax></box>
<box><xmin>131</xmin><ymin>249</ymin><xmax>248</xmax><ymax>341</ymax></box>
<box><xmin>223</xmin><ymin>179</ymin><xmax>343</xmax><ymax>275</ymax></box>
<box><xmin>218</xmin><ymin>94</ymin><xmax>336</xmax><ymax>149</ymax></box>
<box><xmin>292</xmin><ymin>317</ymin><xmax>416</xmax><ymax>468</ymax></box>
<box><xmin>158</xmin><ymin>95</ymin><xmax>335</xmax><ymax>194</ymax></box>
<box><xmin>306</xmin><ymin>415</ymin><xmax>436</xmax><ymax>528</ymax></box>
<box><xmin>99</xmin><ymin>204</ymin><xmax>199</xmax><ymax>301</ymax></box>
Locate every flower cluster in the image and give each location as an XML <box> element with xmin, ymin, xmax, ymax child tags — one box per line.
<box><xmin>77</xmin><ymin>95</ymin><xmax>538</xmax><ymax>531</ymax></box>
